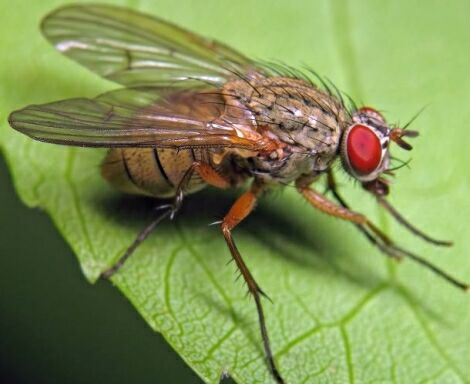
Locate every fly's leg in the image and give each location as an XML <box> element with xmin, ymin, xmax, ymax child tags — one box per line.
<box><xmin>101</xmin><ymin>206</ymin><xmax>174</xmax><ymax>278</ymax></box>
<box><xmin>361</xmin><ymin>177</ymin><xmax>452</xmax><ymax>246</ymax></box>
<box><xmin>297</xmin><ymin>176</ymin><xmax>469</xmax><ymax>292</ymax></box>
<box><xmin>101</xmin><ymin>162</ymin><xmax>231</xmax><ymax>278</ymax></box>
<box><xmin>221</xmin><ymin>184</ymin><xmax>285</xmax><ymax>384</ymax></box>
<box><xmin>325</xmin><ymin>170</ymin><xmax>388</xmax><ymax>248</ymax></box>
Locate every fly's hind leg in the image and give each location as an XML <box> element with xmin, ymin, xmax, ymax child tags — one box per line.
<box><xmin>101</xmin><ymin>162</ymin><xmax>231</xmax><ymax>278</ymax></box>
<box><xmin>221</xmin><ymin>183</ymin><xmax>285</xmax><ymax>384</ymax></box>
<box><xmin>100</xmin><ymin>205</ymin><xmax>174</xmax><ymax>278</ymax></box>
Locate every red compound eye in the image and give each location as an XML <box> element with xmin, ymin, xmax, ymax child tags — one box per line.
<box><xmin>346</xmin><ymin>124</ymin><xmax>382</xmax><ymax>175</ymax></box>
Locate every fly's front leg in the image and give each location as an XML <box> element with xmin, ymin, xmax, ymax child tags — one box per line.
<box><xmin>296</xmin><ymin>176</ymin><xmax>392</xmax><ymax>248</ymax></box>
<box><xmin>325</xmin><ymin>170</ymin><xmax>407</xmax><ymax>253</ymax></box>
<box><xmin>101</xmin><ymin>161</ymin><xmax>231</xmax><ymax>278</ymax></box>
<box><xmin>297</xmin><ymin>171</ymin><xmax>469</xmax><ymax>292</ymax></box>
<box><xmin>325</xmin><ymin>170</ymin><xmax>383</xmax><ymax>248</ymax></box>
<box><xmin>221</xmin><ymin>183</ymin><xmax>285</xmax><ymax>384</ymax></box>
<box><xmin>362</xmin><ymin>178</ymin><xmax>452</xmax><ymax>246</ymax></box>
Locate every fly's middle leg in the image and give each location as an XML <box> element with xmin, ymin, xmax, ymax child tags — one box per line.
<box><xmin>100</xmin><ymin>161</ymin><xmax>231</xmax><ymax>278</ymax></box>
<box><xmin>220</xmin><ymin>183</ymin><xmax>285</xmax><ymax>384</ymax></box>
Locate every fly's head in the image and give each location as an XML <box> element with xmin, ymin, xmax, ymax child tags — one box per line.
<box><xmin>340</xmin><ymin>107</ymin><xmax>419</xmax><ymax>196</ymax></box>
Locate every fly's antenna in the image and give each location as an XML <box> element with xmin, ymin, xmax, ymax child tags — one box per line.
<box><xmin>390</xmin><ymin>128</ymin><xmax>419</xmax><ymax>150</ymax></box>
<box><xmin>389</xmin><ymin>105</ymin><xmax>427</xmax><ymax>149</ymax></box>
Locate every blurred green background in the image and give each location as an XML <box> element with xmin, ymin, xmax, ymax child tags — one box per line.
<box><xmin>0</xmin><ymin>155</ymin><xmax>203</xmax><ymax>383</ymax></box>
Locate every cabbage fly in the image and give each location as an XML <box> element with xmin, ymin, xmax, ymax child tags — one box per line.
<box><xmin>9</xmin><ymin>5</ymin><xmax>468</xmax><ymax>383</ymax></box>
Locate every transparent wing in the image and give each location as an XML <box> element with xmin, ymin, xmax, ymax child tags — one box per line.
<box><xmin>8</xmin><ymin>87</ymin><xmax>262</xmax><ymax>150</ymax></box>
<box><xmin>42</xmin><ymin>4</ymin><xmax>260</xmax><ymax>87</ymax></box>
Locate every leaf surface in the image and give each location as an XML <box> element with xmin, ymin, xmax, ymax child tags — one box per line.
<box><xmin>1</xmin><ymin>1</ymin><xmax>469</xmax><ymax>383</ymax></box>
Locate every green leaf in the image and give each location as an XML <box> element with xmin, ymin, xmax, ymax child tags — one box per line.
<box><xmin>1</xmin><ymin>1</ymin><xmax>469</xmax><ymax>383</ymax></box>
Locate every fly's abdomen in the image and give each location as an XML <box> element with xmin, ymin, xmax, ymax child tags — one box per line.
<box><xmin>101</xmin><ymin>148</ymin><xmax>207</xmax><ymax>198</ymax></box>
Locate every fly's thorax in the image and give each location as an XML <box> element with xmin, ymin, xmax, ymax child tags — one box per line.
<box><xmin>223</xmin><ymin>76</ymin><xmax>350</xmax><ymax>183</ymax></box>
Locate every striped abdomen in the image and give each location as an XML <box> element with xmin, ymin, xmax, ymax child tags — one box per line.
<box><xmin>101</xmin><ymin>147</ymin><xmax>209</xmax><ymax>198</ymax></box>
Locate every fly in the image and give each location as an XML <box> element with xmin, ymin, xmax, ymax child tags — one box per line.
<box><xmin>8</xmin><ymin>5</ymin><xmax>469</xmax><ymax>384</ymax></box>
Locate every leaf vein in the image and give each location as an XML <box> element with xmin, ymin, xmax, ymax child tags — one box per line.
<box><xmin>193</xmin><ymin>325</ymin><xmax>237</xmax><ymax>365</ymax></box>
<box><xmin>340</xmin><ymin>283</ymin><xmax>388</xmax><ymax>325</ymax></box>
<box><xmin>340</xmin><ymin>325</ymin><xmax>355</xmax><ymax>384</ymax></box>
<box><xmin>399</xmin><ymin>287</ymin><xmax>467</xmax><ymax>383</ymax></box>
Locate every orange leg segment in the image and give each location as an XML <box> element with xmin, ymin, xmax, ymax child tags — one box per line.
<box><xmin>221</xmin><ymin>185</ymin><xmax>285</xmax><ymax>384</ymax></box>
<box><xmin>191</xmin><ymin>161</ymin><xmax>231</xmax><ymax>189</ymax></box>
<box><xmin>297</xmin><ymin>181</ymin><xmax>391</xmax><ymax>246</ymax></box>
<box><xmin>297</xmin><ymin>174</ymin><xmax>469</xmax><ymax>292</ymax></box>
